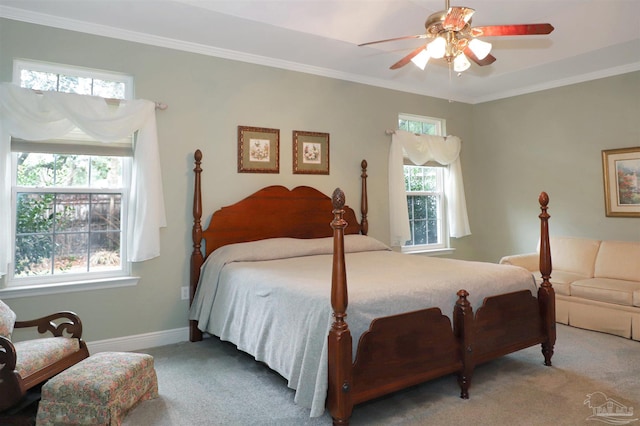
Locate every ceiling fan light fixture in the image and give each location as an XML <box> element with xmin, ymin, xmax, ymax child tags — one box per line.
<box><xmin>468</xmin><ymin>38</ymin><xmax>492</xmax><ymax>60</ymax></box>
<box><xmin>453</xmin><ymin>53</ymin><xmax>471</xmax><ymax>72</ymax></box>
<box><xmin>410</xmin><ymin>48</ymin><xmax>431</xmax><ymax>70</ymax></box>
<box><xmin>427</xmin><ymin>37</ymin><xmax>446</xmax><ymax>59</ymax></box>
<box><xmin>358</xmin><ymin>0</ymin><xmax>554</xmax><ymax>73</ymax></box>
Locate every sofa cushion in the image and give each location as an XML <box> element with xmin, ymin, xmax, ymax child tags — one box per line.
<box><xmin>571</xmin><ymin>278</ymin><xmax>640</xmax><ymax>306</ymax></box>
<box><xmin>549</xmin><ymin>236</ymin><xmax>601</xmax><ymax>277</ymax></box>
<box><xmin>534</xmin><ymin>270</ymin><xmax>589</xmax><ymax>296</ymax></box>
<box><xmin>0</xmin><ymin>299</ymin><xmax>17</xmax><ymax>340</ymax></box>
<box><xmin>634</xmin><ymin>289</ymin><xmax>640</xmax><ymax>308</ymax></box>
<box><xmin>13</xmin><ymin>337</ymin><xmax>81</xmax><ymax>378</ymax></box>
<box><xmin>594</xmin><ymin>240</ymin><xmax>640</xmax><ymax>282</ymax></box>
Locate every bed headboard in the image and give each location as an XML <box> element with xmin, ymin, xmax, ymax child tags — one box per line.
<box><xmin>189</xmin><ymin>150</ymin><xmax>369</xmax><ymax>340</ymax></box>
<box><xmin>202</xmin><ymin>184</ymin><xmax>362</xmax><ymax>256</ymax></box>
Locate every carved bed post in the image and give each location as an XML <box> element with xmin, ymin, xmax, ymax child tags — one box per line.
<box><xmin>537</xmin><ymin>192</ymin><xmax>555</xmax><ymax>366</ymax></box>
<box><xmin>190</xmin><ymin>150</ymin><xmax>204</xmax><ymax>342</ymax></box>
<box><xmin>453</xmin><ymin>289</ymin><xmax>474</xmax><ymax>399</ymax></box>
<box><xmin>327</xmin><ymin>188</ymin><xmax>354</xmax><ymax>426</ymax></box>
<box><xmin>360</xmin><ymin>160</ymin><xmax>368</xmax><ymax>236</ymax></box>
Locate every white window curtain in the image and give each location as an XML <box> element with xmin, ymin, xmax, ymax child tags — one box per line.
<box><xmin>389</xmin><ymin>129</ymin><xmax>471</xmax><ymax>246</ymax></box>
<box><xmin>0</xmin><ymin>83</ymin><xmax>166</xmax><ymax>277</ymax></box>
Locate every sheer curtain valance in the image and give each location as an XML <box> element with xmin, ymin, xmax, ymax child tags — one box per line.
<box><xmin>0</xmin><ymin>83</ymin><xmax>166</xmax><ymax>276</ymax></box>
<box><xmin>389</xmin><ymin>129</ymin><xmax>471</xmax><ymax>247</ymax></box>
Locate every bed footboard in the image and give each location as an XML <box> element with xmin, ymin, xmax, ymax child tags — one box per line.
<box><xmin>472</xmin><ymin>290</ymin><xmax>544</xmax><ymax>364</ymax></box>
<box><xmin>351</xmin><ymin>308</ymin><xmax>462</xmax><ymax>405</ymax></box>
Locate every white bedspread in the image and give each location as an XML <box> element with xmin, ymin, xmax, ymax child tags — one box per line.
<box><xmin>189</xmin><ymin>235</ymin><xmax>537</xmax><ymax>417</ymax></box>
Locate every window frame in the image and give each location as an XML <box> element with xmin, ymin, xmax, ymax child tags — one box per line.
<box><xmin>1</xmin><ymin>60</ymin><xmax>138</xmax><ymax>296</ymax></box>
<box><xmin>398</xmin><ymin>113</ymin><xmax>451</xmax><ymax>254</ymax></box>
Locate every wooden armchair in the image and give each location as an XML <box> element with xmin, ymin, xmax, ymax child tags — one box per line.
<box><xmin>0</xmin><ymin>301</ymin><xmax>90</xmax><ymax>412</ymax></box>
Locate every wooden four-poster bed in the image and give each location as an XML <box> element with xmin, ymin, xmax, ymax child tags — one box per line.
<box><xmin>188</xmin><ymin>150</ymin><xmax>555</xmax><ymax>425</ymax></box>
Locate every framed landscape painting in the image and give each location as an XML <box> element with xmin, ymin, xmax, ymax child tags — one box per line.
<box><xmin>602</xmin><ymin>146</ymin><xmax>640</xmax><ymax>217</ymax></box>
<box><xmin>293</xmin><ymin>130</ymin><xmax>329</xmax><ymax>175</ymax></box>
<box><xmin>238</xmin><ymin>126</ymin><xmax>279</xmax><ymax>173</ymax></box>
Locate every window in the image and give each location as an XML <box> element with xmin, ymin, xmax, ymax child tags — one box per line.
<box><xmin>399</xmin><ymin>114</ymin><xmax>448</xmax><ymax>252</ymax></box>
<box><xmin>9</xmin><ymin>60</ymin><xmax>134</xmax><ymax>287</ymax></box>
<box><xmin>404</xmin><ymin>165</ymin><xmax>445</xmax><ymax>248</ymax></box>
<box><xmin>15</xmin><ymin>59</ymin><xmax>132</xmax><ymax>99</ymax></box>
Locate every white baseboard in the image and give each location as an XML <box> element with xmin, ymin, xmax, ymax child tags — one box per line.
<box><xmin>86</xmin><ymin>327</ymin><xmax>190</xmax><ymax>354</ymax></box>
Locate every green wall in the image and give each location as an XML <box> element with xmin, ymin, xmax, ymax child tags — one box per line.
<box><xmin>1</xmin><ymin>18</ymin><xmax>637</xmax><ymax>343</ymax></box>
<box><xmin>466</xmin><ymin>73</ymin><xmax>640</xmax><ymax>262</ymax></box>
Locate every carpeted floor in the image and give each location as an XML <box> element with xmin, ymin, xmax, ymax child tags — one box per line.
<box><xmin>120</xmin><ymin>324</ymin><xmax>639</xmax><ymax>425</ymax></box>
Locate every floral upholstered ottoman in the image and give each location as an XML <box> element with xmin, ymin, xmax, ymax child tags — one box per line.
<box><xmin>36</xmin><ymin>352</ymin><xmax>158</xmax><ymax>426</ymax></box>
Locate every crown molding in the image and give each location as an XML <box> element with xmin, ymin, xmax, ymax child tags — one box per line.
<box><xmin>475</xmin><ymin>62</ymin><xmax>640</xmax><ymax>104</ymax></box>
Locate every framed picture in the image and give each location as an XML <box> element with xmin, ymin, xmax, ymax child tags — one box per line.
<box><xmin>293</xmin><ymin>130</ymin><xmax>329</xmax><ymax>175</ymax></box>
<box><xmin>238</xmin><ymin>126</ymin><xmax>280</xmax><ymax>173</ymax></box>
<box><xmin>602</xmin><ymin>146</ymin><xmax>640</xmax><ymax>217</ymax></box>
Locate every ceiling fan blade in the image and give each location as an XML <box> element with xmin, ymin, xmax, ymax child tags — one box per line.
<box><xmin>359</xmin><ymin>34</ymin><xmax>428</xmax><ymax>47</ymax></box>
<box><xmin>464</xmin><ymin>47</ymin><xmax>496</xmax><ymax>66</ymax></box>
<box><xmin>443</xmin><ymin>6</ymin><xmax>475</xmax><ymax>31</ymax></box>
<box><xmin>471</xmin><ymin>23</ymin><xmax>554</xmax><ymax>37</ymax></box>
<box><xmin>390</xmin><ymin>45</ymin><xmax>427</xmax><ymax>70</ymax></box>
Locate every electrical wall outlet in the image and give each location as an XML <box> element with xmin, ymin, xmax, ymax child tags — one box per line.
<box><xmin>181</xmin><ymin>286</ymin><xmax>189</xmax><ymax>300</ymax></box>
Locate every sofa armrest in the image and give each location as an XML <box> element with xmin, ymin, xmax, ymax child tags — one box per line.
<box><xmin>499</xmin><ymin>252</ymin><xmax>539</xmax><ymax>271</ymax></box>
<box><xmin>0</xmin><ymin>335</ymin><xmax>17</xmax><ymax>371</ymax></box>
<box><xmin>15</xmin><ymin>311</ymin><xmax>83</xmax><ymax>339</ymax></box>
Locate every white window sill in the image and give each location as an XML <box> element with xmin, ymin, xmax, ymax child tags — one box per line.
<box><xmin>399</xmin><ymin>247</ymin><xmax>456</xmax><ymax>256</ymax></box>
<box><xmin>0</xmin><ymin>276</ymin><xmax>139</xmax><ymax>299</ymax></box>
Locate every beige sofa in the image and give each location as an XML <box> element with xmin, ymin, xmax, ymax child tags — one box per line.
<box><xmin>499</xmin><ymin>236</ymin><xmax>640</xmax><ymax>341</ymax></box>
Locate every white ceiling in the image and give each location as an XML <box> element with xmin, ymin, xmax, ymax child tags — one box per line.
<box><xmin>1</xmin><ymin>0</ymin><xmax>639</xmax><ymax>103</ymax></box>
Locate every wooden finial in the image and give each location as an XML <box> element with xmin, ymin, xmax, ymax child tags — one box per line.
<box><xmin>332</xmin><ymin>188</ymin><xmax>345</xmax><ymax>210</ymax></box>
<box><xmin>539</xmin><ymin>191</ymin><xmax>549</xmax><ymax>208</ymax></box>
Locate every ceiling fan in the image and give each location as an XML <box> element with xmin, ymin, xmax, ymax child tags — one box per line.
<box><xmin>359</xmin><ymin>0</ymin><xmax>554</xmax><ymax>73</ymax></box>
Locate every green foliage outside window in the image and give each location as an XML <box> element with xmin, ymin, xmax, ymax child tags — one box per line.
<box><xmin>15</xmin><ymin>194</ymin><xmax>56</xmax><ymax>275</ymax></box>
<box><xmin>14</xmin><ymin>153</ymin><xmax>122</xmax><ymax>277</ymax></box>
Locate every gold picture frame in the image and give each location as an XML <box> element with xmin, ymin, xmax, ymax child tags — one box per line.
<box><xmin>602</xmin><ymin>146</ymin><xmax>640</xmax><ymax>217</ymax></box>
<box><xmin>293</xmin><ymin>130</ymin><xmax>329</xmax><ymax>175</ymax></box>
<box><xmin>238</xmin><ymin>126</ymin><xmax>279</xmax><ymax>173</ymax></box>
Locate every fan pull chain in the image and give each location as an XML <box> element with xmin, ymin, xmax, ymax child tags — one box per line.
<box><xmin>448</xmin><ymin>62</ymin><xmax>454</xmax><ymax>103</ymax></box>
